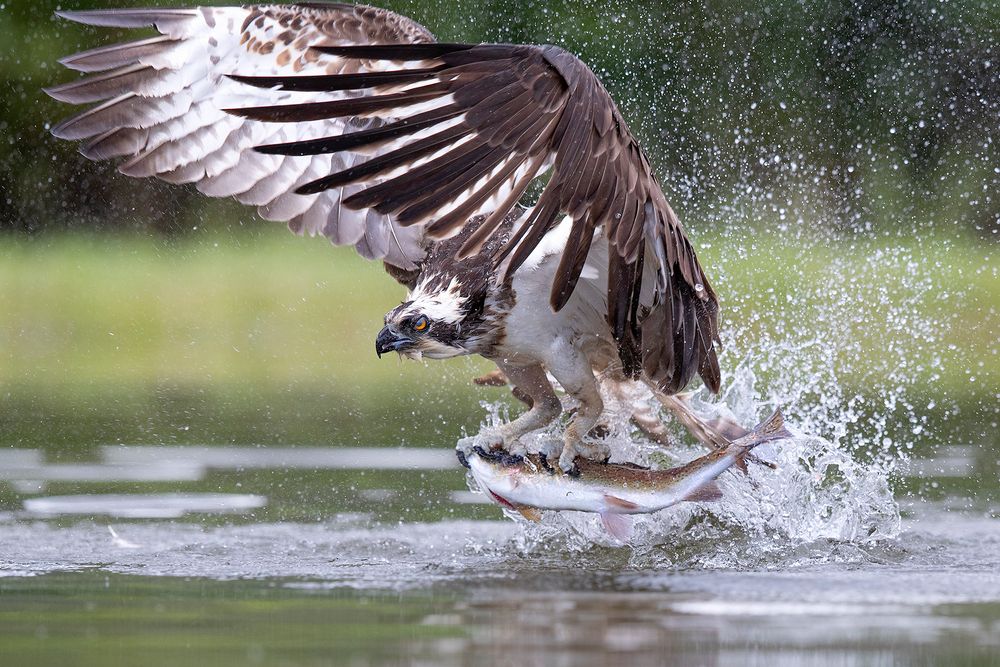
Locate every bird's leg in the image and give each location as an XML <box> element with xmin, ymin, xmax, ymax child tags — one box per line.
<box><xmin>547</xmin><ymin>346</ymin><xmax>608</xmax><ymax>472</ymax></box>
<box><xmin>473</xmin><ymin>367</ymin><xmax>533</xmax><ymax>406</ymax></box>
<box><xmin>491</xmin><ymin>362</ymin><xmax>561</xmax><ymax>455</ymax></box>
<box><xmin>457</xmin><ymin>362</ymin><xmax>560</xmax><ymax>458</ymax></box>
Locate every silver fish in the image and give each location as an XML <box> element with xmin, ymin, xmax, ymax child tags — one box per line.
<box><xmin>467</xmin><ymin>408</ymin><xmax>791</xmax><ymax>541</ymax></box>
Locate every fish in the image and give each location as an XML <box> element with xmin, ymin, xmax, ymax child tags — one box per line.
<box><xmin>466</xmin><ymin>408</ymin><xmax>791</xmax><ymax>542</ymax></box>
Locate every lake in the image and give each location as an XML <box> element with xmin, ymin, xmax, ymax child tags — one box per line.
<box><xmin>1</xmin><ymin>422</ymin><xmax>998</xmax><ymax>666</ymax></box>
<box><xmin>1</xmin><ymin>230</ymin><xmax>995</xmax><ymax>665</ymax></box>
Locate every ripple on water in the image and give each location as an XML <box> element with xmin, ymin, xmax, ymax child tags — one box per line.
<box><xmin>23</xmin><ymin>493</ymin><xmax>267</xmax><ymax>519</ymax></box>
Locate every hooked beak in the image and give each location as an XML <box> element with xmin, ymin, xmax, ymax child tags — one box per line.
<box><xmin>375</xmin><ymin>325</ymin><xmax>414</xmax><ymax>358</ymax></box>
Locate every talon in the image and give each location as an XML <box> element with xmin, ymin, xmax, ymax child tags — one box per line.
<box><xmin>589</xmin><ymin>423</ymin><xmax>610</xmax><ymax>439</ymax></box>
<box><xmin>456</xmin><ymin>449</ymin><xmax>470</xmax><ymax>469</ymax></box>
<box><xmin>569</xmin><ymin>439</ymin><xmax>611</xmax><ymax>464</ymax></box>
<box><xmin>558</xmin><ymin>443</ymin><xmax>579</xmax><ymax>475</ymax></box>
<box><xmin>472</xmin><ymin>445</ymin><xmax>501</xmax><ymax>462</ymax></box>
<box><xmin>472</xmin><ymin>445</ymin><xmax>523</xmax><ymax>467</ymax></box>
<box><xmin>499</xmin><ymin>452</ymin><xmax>523</xmax><ymax>467</ymax></box>
<box><xmin>538</xmin><ymin>453</ymin><xmax>555</xmax><ymax>475</ymax></box>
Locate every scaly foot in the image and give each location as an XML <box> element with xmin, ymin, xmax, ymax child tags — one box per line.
<box><xmin>557</xmin><ymin>436</ymin><xmax>611</xmax><ymax>474</ymax></box>
<box><xmin>455</xmin><ymin>427</ymin><xmax>526</xmax><ymax>462</ymax></box>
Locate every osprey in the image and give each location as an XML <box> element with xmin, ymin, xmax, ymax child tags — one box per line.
<box><xmin>46</xmin><ymin>3</ymin><xmax>724</xmax><ymax>472</ymax></box>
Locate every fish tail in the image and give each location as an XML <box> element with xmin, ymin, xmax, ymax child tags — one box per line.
<box><xmin>752</xmin><ymin>408</ymin><xmax>792</xmax><ymax>443</ymax></box>
<box><xmin>678</xmin><ymin>409</ymin><xmax>791</xmax><ymax>504</ymax></box>
<box><xmin>733</xmin><ymin>408</ymin><xmax>792</xmax><ymax>455</ymax></box>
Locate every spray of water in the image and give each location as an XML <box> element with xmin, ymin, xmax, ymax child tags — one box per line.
<box><xmin>463</xmin><ymin>360</ymin><xmax>901</xmax><ymax>566</ymax></box>
<box><xmin>455</xmin><ymin>229</ymin><xmax>971</xmax><ymax>561</ymax></box>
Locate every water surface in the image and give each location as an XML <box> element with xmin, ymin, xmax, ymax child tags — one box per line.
<box><xmin>1</xmin><ymin>436</ymin><xmax>998</xmax><ymax>666</ymax></box>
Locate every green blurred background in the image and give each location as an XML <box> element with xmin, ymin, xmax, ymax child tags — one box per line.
<box><xmin>0</xmin><ymin>0</ymin><xmax>997</xmax><ymax>455</ymax></box>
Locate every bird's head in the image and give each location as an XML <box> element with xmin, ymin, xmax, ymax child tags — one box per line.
<box><xmin>375</xmin><ymin>277</ymin><xmax>478</xmax><ymax>360</ymax></box>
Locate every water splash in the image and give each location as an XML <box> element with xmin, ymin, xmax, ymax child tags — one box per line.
<box><xmin>462</xmin><ymin>363</ymin><xmax>900</xmax><ymax>564</ymax></box>
<box><xmin>453</xmin><ymin>216</ymin><xmax>978</xmax><ymax>564</ymax></box>
<box><xmin>708</xmin><ymin>238</ymin><xmax>967</xmax><ymax>467</ymax></box>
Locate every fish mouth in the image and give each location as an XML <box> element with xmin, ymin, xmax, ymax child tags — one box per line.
<box><xmin>467</xmin><ymin>450</ymin><xmax>519</xmax><ymax>510</ymax></box>
<box><xmin>486</xmin><ymin>489</ymin><xmax>517</xmax><ymax>509</ymax></box>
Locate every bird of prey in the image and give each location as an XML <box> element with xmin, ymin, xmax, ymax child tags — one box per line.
<box><xmin>46</xmin><ymin>3</ymin><xmax>724</xmax><ymax>472</ymax></box>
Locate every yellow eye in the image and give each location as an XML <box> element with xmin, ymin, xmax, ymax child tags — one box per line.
<box><xmin>414</xmin><ymin>317</ymin><xmax>428</xmax><ymax>331</ymax></box>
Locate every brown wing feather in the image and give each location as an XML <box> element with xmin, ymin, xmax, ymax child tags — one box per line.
<box><xmin>236</xmin><ymin>39</ymin><xmax>720</xmax><ymax>394</ymax></box>
<box><xmin>50</xmin><ymin>6</ymin><xmax>720</xmax><ymax>394</ymax></box>
<box><xmin>46</xmin><ymin>3</ymin><xmax>440</xmax><ymax>271</ymax></box>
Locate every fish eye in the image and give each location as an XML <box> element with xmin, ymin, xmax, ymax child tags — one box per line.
<box><xmin>413</xmin><ymin>316</ymin><xmax>428</xmax><ymax>332</ymax></box>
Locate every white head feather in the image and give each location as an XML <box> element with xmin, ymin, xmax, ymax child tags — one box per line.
<box><xmin>402</xmin><ymin>276</ymin><xmax>467</xmax><ymax>324</ymax></box>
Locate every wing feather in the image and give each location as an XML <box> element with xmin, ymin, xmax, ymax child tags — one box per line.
<box><xmin>48</xmin><ymin>3</ymin><xmax>436</xmax><ymax>270</ymax></box>
<box><xmin>54</xmin><ymin>8</ymin><xmax>202</xmax><ymax>31</ymax></box>
<box><xmin>59</xmin><ymin>34</ymin><xmax>183</xmax><ymax>74</ymax></box>
<box><xmin>264</xmin><ymin>40</ymin><xmax>720</xmax><ymax>392</ymax></box>
<box><xmin>48</xmin><ymin>4</ymin><xmax>720</xmax><ymax>391</ymax></box>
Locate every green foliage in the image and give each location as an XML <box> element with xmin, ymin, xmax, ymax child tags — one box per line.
<box><xmin>1</xmin><ymin>0</ymin><xmax>998</xmax><ymax>233</ymax></box>
<box><xmin>0</xmin><ymin>228</ymin><xmax>498</xmax><ymax>449</ymax></box>
<box><xmin>1</xmin><ymin>228</ymin><xmax>995</xmax><ymax>451</ymax></box>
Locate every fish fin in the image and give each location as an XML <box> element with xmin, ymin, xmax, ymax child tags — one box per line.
<box><xmin>682</xmin><ymin>480</ymin><xmax>723</xmax><ymax>503</ymax></box>
<box><xmin>603</xmin><ymin>494</ymin><xmax>640</xmax><ymax>511</ymax></box>
<box><xmin>728</xmin><ymin>409</ymin><xmax>792</xmax><ymax>472</ymax></box>
<box><xmin>516</xmin><ymin>507</ymin><xmax>542</xmax><ymax>522</ymax></box>
<box><xmin>599</xmin><ymin>512</ymin><xmax>633</xmax><ymax>542</ymax></box>
<box><xmin>487</xmin><ymin>489</ymin><xmax>539</xmax><ymax>520</ymax></box>
<box><xmin>751</xmin><ymin>455</ymin><xmax>779</xmax><ymax>470</ymax></box>
<box><xmin>733</xmin><ymin>456</ymin><xmax>750</xmax><ymax>475</ymax></box>
<box><xmin>739</xmin><ymin>452</ymin><xmax>779</xmax><ymax>472</ymax></box>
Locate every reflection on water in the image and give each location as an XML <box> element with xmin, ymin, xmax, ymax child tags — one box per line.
<box><xmin>23</xmin><ymin>493</ymin><xmax>267</xmax><ymax>519</ymax></box>
<box><xmin>1</xmin><ymin>446</ymin><xmax>455</xmax><ymax>487</ymax></box>
<box><xmin>452</xmin><ymin>589</ymin><xmax>1000</xmax><ymax>666</ymax></box>
<box><xmin>899</xmin><ymin>445</ymin><xmax>978</xmax><ymax>478</ymax></box>
<box><xmin>0</xmin><ymin>440</ymin><xmax>998</xmax><ymax>664</ymax></box>
<box><xmin>1</xmin><ymin>461</ymin><xmax>206</xmax><ymax>483</ymax></box>
<box><xmin>101</xmin><ymin>445</ymin><xmax>458</xmax><ymax>470</ymax></box>
<box><xmin>0</xmin><ymin>446</ymin><xmax>459</xmax><ymax>507</ymax></box>
<box><xmin>0</xmin><ymin>516</ymin><xmax>998</xmax><ymax>665</ymax></box>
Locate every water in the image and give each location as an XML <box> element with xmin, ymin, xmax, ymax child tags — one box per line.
<box><xmin>3</xmin><ymin>0</ymin><xmax>996</xmax><ymax>662</ymax></box>
<box><xmin>2</xmin><ymin>220</ymin><xmax>993</xmax><ymax>667</ymax></box>
<box><xmin>1</xmin><ymin>417</ymin><xmax>998</xmax><ymax>665</ymax></box>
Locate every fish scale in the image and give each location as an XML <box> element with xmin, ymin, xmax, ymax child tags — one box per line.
<box><xmin>468</xmin><ymin>408</ymin><xmax>791</xmax><ymax>542</ymax></box>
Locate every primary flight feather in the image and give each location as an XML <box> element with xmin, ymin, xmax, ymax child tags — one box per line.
<box><xmin>47</xmin><ymin>2</ymin><xmax>723</xmax><ymax>471</ymax></box>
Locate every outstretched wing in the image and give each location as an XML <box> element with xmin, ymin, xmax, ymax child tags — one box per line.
<box><xmin>47</xmin><ymin>4</ymin><xmax>720</xmax><ymax>394</ymax></box>
<box><xmin>46</xmin><ymin>3</ymin><xmax>436</xmax><ymax>269</ymax></box>
<box><xmin>236</xmin><ymin>41</ymin><xmax>721</xmax><ymax>393</ymax></box>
